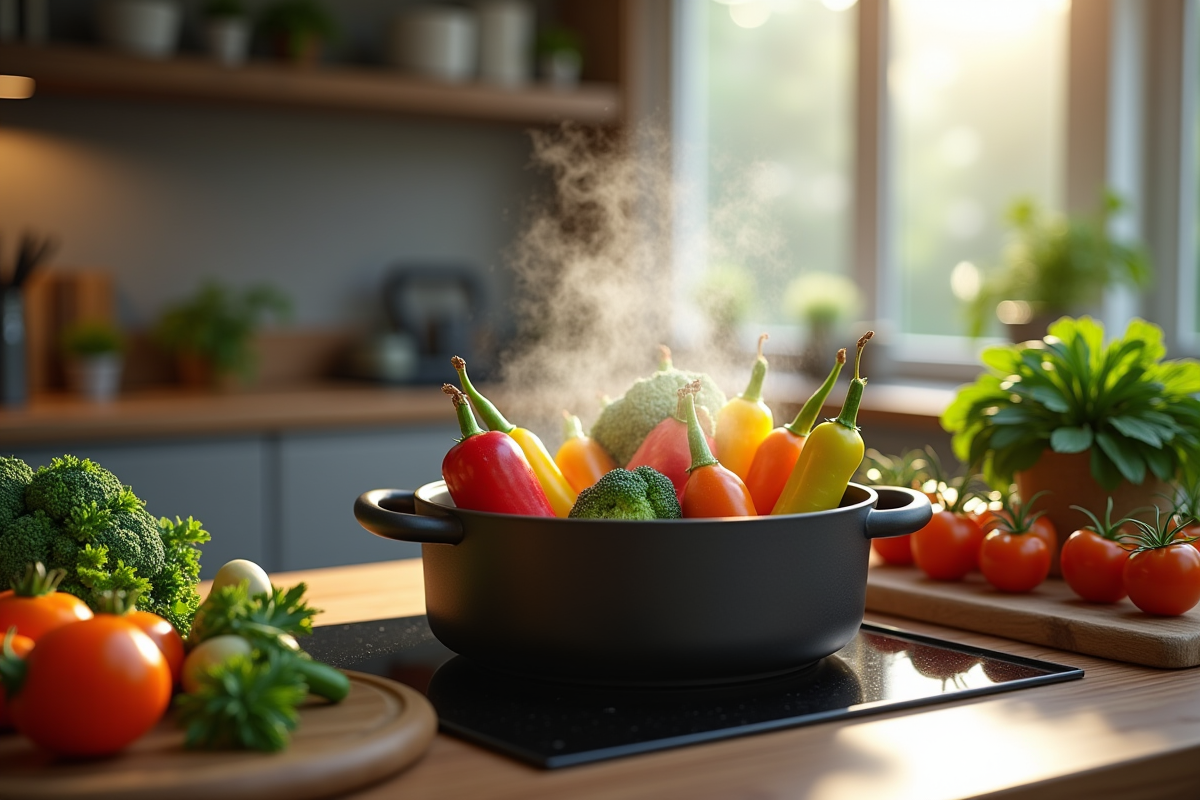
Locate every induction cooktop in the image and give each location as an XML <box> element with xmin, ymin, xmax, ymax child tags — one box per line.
<box><xmin>305</xmin><ymin>616</ymin><xmax>1082</xmax><ymax>769</ymax></box>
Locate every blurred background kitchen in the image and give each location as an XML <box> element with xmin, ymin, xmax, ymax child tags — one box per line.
<box><xmin>0</xmin><ymin>1</ymin><xmax>1196</xmax><ymax>576</ymax></box>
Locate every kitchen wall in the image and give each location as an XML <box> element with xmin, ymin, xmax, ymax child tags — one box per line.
<box><xmin>0</xmin><ymin>94</ymin><xmax>541</xmax><ymax>336</ymax></box>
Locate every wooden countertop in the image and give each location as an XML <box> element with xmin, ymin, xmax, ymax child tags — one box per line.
<box><xmin>269</xmin><ymin>559</ymin><xmax>1200</xmax><ymax>800</ymax></box>
<box><xmin>0</xmin><ymin>379</ymin><xmax>956</xmax><ymax>448</ymax></box>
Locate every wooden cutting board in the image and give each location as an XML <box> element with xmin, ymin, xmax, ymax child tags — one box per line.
<box><xmin>0</xmin><ymin>671</ymin><xmax>436</xmax><ymax>800</ymax></box>
<box><xmin>866</xmin><ymin>564</ymin><xmax>1200</xmax><ymax>669</ymax></box>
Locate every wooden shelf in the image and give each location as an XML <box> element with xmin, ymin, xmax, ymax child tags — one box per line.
<box><xmin>0</xmin><ymin>44</ymin><xmax>622</xmax><ymax>125</ymax></box>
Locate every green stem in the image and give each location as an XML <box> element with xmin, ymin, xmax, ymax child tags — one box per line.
<box><xmin>0</xmin><ymin>629</ymin><xmax>27</xmax><ymax>698</ymax></box>
<box><xmin>11</xmin><ymin>562</ymin><xmax>66</xmax><ymax>597</ymax></box>
<box><xmin>740</xmin><ymin>333</ymin><xmax>769</xmax><ymax>403</ymax></box>
<box><xmin>785</xmin><ymin>348</ymin><xmax>846</xmax><ymax>437</ymax></box>
<box><xmin>658</xmin><ymin>344</ymin><xmax>673</xmax><ymax>371</ymax></box>
<box><xmin>835</xmin><ymin>331</ymin><xmax>873</xmax><ymax>430</ymax></box>
<box><xmin>562</xmin><ymin>411</ymin><xmax>585</xmax><ymax>441</ymax></box>
<box><xmin>295</xmin><ymin>657</ymin><xmax>350</xmax><ymax>703</ymax></box>
<box><xmin>443</xmin><ymin>384</ymin><xmax>485</xmax><ymax>441</ymax></box>
<box><xmin>683</xmin><ymin>385</ymin><xmax>718</xmax><ymax>473</ymax></box>
<box><xmin>451</xmin><ymin>356</ymin><xmax>514</xmax><ymax>434</ymax></box>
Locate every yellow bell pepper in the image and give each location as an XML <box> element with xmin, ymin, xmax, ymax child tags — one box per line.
<box><xmin>715</xmin><ymin>334</ymin><xmax>774</xmax><ymax>483</ymax></box>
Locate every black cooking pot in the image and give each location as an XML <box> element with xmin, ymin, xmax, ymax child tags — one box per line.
<box><xmin>354</xmin><ymin>481</ymin><xmax>931</xmax><ymax>685</ymax></box>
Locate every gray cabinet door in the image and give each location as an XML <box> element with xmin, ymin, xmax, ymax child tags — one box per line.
<box><xmin>278</xmin><ymin>425</ymin><xmax>456</xmax><ymax>571</ymax></box>
<box><xmin>6</xmin><ymin>439</ymin><xmax>267</xmax><ymax>579</ymax></box>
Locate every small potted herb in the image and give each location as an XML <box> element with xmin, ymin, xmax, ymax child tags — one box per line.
<box><xmin>257</xmin><ymin>0</ymin><xmax>339</xmax><ymax>66</ymax></box>
<box><xmin>202</xmin><ymin>0</ymin><xmax>251</xmax><ymax>67</ymax></box>
<box><xmin>536</xmin><ymin>26</ymin><xmax>583</xmax><ymax>88</ymax></box>
<box><xmin>154</xmin><ymin>281</ymin><xmax>291</xmax><ymax>390</ymax></box>
<box><xmin>941</xmin><ymin>315</ymin><xmax>1200</xmax><ymax>564</ymax></box>
<box><xmin>783</xmin><ymin>271</ymin><xmax>861</xmax><ymax>380</ymax></box>
<box><xmin>61</xmin><ymin>321</ymin><xmax>124</xmax><ymax>403</ymax></box>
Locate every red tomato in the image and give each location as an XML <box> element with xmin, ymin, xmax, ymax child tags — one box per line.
<box><xmin>1060</xmin><ymin>529</ymin><xmax>1131</xmax><ymax>603</ymax></box>
<box><xmin>0</xmin><ymin>633</ymin><xmax>35</xmax><ymax>729</ymax></box>
<box><xmin>0</xmin><ymin>590</ymin><xmax>93</xmax><ymax>642</ymax></box>
<box><xmin>911</xmin><ymin>511</ymin><xmax>985</xmax><ymax>581</ymax></box>
<box><xmin>126</xmin><ymin>610</ymin><xmax>185</xmax><ymax>684</ymax></box>
<box><xmin>1123</xmin><ymin>545</ymin><xmax>1200</xmax><ymax>616</ymax></box>
<box><xmin>871</xmin><ymin>534</ymin><xmax>915</xmax><ymax>566</ymax></box>
<box><xmin>9</xmin><ymin>616</ymin><xmax>172</xmax><ymax>756</ymax></box>
<box><xmin>979</xmin><ymin>530</ymin><xmax>1051</xmax><ymax>593</ymax></box>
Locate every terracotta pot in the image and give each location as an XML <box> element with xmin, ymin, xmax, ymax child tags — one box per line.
<box><xmin>175</xmin><ymin>352</ymin><xmax>242</xmax><ymax>392</ymax></box>
<box><xmin>1015</xmin><ymin>449</ymin><xmax>1168</xmax><ymax>576</ymax></box>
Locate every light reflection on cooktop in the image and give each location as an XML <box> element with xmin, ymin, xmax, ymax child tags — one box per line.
<box><xmin>305</xmin><ymin>616</ymin><xmax>1082</xmax><ymax>768</ymax></box>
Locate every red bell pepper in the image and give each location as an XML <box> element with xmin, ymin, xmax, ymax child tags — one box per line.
<box><xmin>626</xmin><ymin>380</ymin><xmax>716</xmax><ymax>502</ymax></box>
<box><xmin>440</xmin><ymin>385</ymin><xmax>554</xmax><ymax>517</ymax></box>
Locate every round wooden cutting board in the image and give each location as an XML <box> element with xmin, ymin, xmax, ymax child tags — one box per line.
<box><xmin>0</xmin><ymin>671</ymin><xmax>437</xmax><ymax>800</ymax></box>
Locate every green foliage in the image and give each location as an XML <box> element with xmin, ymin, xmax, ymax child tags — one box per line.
<box><xmin>535</xmin><ymin>26</ymin><xmax>583</xmax><ymax>57</ymax></box>
<box><xmin>568</xmin><ymin>467</ymin><xmax>682</xmax><ymax>520</ymax></box>
<box><xmin>154</xmin><ymin>281</ymin><xmax>291</xmax><ymax>381</ymax></box>
<box><xmin>188</xmin><ymin>581</ymin><xmax>318</xmax><ymax>648</ymax></box>
<box><xmin>856</xmin><ymin>448</ymin><xmax>933</xmax><ymax>490</ymax></box>
<box><xmin>694</xmin><ymin>264</ymin><xmax>755</xmax><ymax>335</ymax></box>
<box><xmin>783</xmin><ymin>271</ymin><xmax>862</xmax><ymax>329</ymax></box>
<box><xmin>590</xmin><ymin>361</ymin><xmax>726</xmax><ymax>467</ymax></box>
<box><xmin>0</xmin><ymin>456</ymin><xmax>33</xmax><ymax>532</ymax></box>
<box><xmin>60</xmin><ymin>321</ymin><xmax>123</xmax><ymax>357</ymax></box>
<box><xmin>968</xmin><ymin>192</ymin><xmax>1150</xmax><ymax>337</ymax></box>
<box><xmin>941</xmin><ymin>316</ymin><xmax>1200</xmax><ymax>491</ymax></box>
<box><xmin>257</xmin><ymin>0</ymin><xmax>339</xmax><ymax>56</ymax></box>
<box><xmin>176</xmin><ymin>652</ymin><xmax>308</xmax><ymax>752</ymax></box>
<box><xmin>152</xmin><ymin>517</ymin><xmax>210</xmax><ymax>635</ymax></box>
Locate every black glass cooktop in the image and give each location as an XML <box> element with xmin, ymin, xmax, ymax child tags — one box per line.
<box><xmin>305</xmin><ymin>616</ymin><xmax>1082</xmax><ymax>769</ymax></box>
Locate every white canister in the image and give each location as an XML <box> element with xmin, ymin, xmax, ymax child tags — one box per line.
<box><xmin>477</xmin><ymin>0</ymin><xmax>533</xmax><ymax>87</ymax></box>
<box><xmin>98</xmin><ymin>0</ymin><xmax>182</xmax><ymax>60</ymax></box>
<box><xmin>389</xmin><ymin>7</ymin><xmax>478</xmax><ymax>83</ymax></box>
<box><xmin>205</xmin><ymin>16</ymin><xmax>251</xmax><ymax>67</ymax></box>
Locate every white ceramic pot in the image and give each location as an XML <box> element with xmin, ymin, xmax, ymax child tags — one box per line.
<box><xmin>67</xmin><ymin>354</ymin><xmax>123</xmax><ymax>404</ymax></box>
<box><xmin>477</xmin><ymin>0</ymin><xmax>533</xmax><ymax>87</ymax></box>
<box><xmin>205</xmin><ymin>16</ymin><xmax>251</xmax><ymax>67</ymax></box>
<box><xmin>98</xmin><ymin>0</ymin><xmax>182</xmax><ymax>60</ymax></box>
<box><xmin>540</xmin><ymin>50</ymin><xmax>581</xmax><ymax>88</ymax></box>
<box><xmin>389</xmin><ymin>7</ymin><xmax>478</xmax><ymax>83</ymax></box>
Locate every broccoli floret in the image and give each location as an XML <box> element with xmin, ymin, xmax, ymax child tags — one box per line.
<box><xmin>25</xmin><ymin>455</ymin><xmax>124</xmax><ymax>522</ymax></box>
<box><xmin>1</xmin><ymin>456</ymin><xmax>33</xmax><ymax>533</ymax></box>
<box><xmin>568</xmin><ymin>467</ymin><xmax>683</xmax><ymax>520</ymax></box>
<box><xmin>590</xmin><ymin>364</ymin><xmax>726</xmax><ymax>466</ymax></box>
<box><xmin>0</xmin><ymin>510</ymin><xmax>59</xmax><ymax>588</ymax></box>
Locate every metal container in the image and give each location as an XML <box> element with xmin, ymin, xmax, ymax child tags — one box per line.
<box><xmin>355</xmin><ymin>481</ymin><xmax>931</xmax><ymax>685</ymax></box>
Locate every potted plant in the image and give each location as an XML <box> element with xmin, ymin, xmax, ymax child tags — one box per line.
<box><xmin>693</xmin><ymin>263</ymin><xmax>754</xmax><ymax>359</ymax></box>
<box><xmin>154</xmin><ymin>281</ymin><xmax>291</xmax><ymax>390</ymax></box>
<box><xmin>202</xmin><ymin>0</ymin><xmax>251</xmax><ymax>67</ymax></box>
<box><xmin>536</xmin><ymin>26</ymin><xmax>583</xmax><ymax>88</ymax></box>
<box><xmin>968</xmin><ymin>192</ymin><xmax>1150</xmax><ymax>341</ymax></box>
<box><xmin>61</xmin><ymin>321</ymin><xmax>124</xmax><ymax>404</ymax></box>
<box><xmin>941</xmin><ymin>315</ymin><xmax>1200</xmax><ymax>573</ymax></box>
<box><xmin>257</xmin><ymin>0</ymin><xmax>339</xmax><ymax>67</ymax></box>
<box><xmin>783</xmin><ymin>271</ymin><xmax>861</xmax><ymax>380</ymax></box>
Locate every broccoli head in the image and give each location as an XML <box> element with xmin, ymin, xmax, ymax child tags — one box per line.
<box><xmin>590</xmin><ymin>363</ymin><xmax>726</xmax><ymax>467</ymax></box>
<box><xmin>25</xmin><ymin>455</ymin><xmax>125</xmax><ymax>522</ymax></box>
<box><xmin>0</xmin><ymin>510</ymin><xmax>60</xmax><ymax>588</ymax></box>
<box><xmin>1</xmin><ymin>456</ymin><xmax>33</xmax><ymax>533</ymax></box>
<box><xmin>568</xmin><ymin>466</ymin><xmax>683</xmax><ymax>520</ymax></box>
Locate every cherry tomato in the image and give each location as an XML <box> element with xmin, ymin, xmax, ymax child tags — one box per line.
<box><xmin>0</xmin><ymin>633</ymin><xmax>35</xmax><ymax>729</ymax></box>
<box><xmin>1123</xmin><ymin>545</ymin><xmax>1200</xmax><ymax>616</ymax></box>
<box><xmin>0</xmin><ymin>589</ymin><xmax>93</xmax><ymax>642</ymax></box>
<box><xmin>871</xmin><ymin>534</ymin><xmax>915</xmax><ymax>566</ymax></box>
<box><xmin>1060</xmin><ymin>529</ymin><xmax>1131</xmax><ymax>603</ymax></box>
<box><xmin>911</xmin><ymin>511</ymin><xmax>985</xmax><ymax>581</ymax></box>
<box><xmin>126</xmin><ymin>610</ymin><xmax>185</xmax><ymax>685</ymax></box>
<box><xmin>979</xmin><ymin>530</ymin><xmax>1051</xmax><ymax>593</ymax></box>
<box><xmin>9</xmin><ymin>616</ymin><xmax>172</xmax><ymax>756</ymax></box>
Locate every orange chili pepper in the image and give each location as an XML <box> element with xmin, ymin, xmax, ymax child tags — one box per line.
<box><xmin>555</xmin><ymin>411</ymin><xmax>617</xmax><ymax>493</ymax></box>
<box><xmin>745</xmin><ymin>348</ymin><xmax>846</xmax><ymax>514</ymax></box>
<box><xmin>680</xmin><ymin>385</ymin><xmax>757</xmax><ymax>518</ymax></box>
<box><xmin>715</xmin><ymin>333</ymin><xmax>775</xmax><ymax>484</ymax></box>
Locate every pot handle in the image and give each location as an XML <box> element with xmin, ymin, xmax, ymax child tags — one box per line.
<box><xmin>354</xmin><ymin>489</ymin><xmax>465</xmax><ymax>545</ymax></box>
<box><xmin>864</xmin><ymin>486</ymin><xmax>933</xmax><ymax>540</ymax></box>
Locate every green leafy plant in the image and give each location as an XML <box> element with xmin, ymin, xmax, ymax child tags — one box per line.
<box><xmin>942</xmin><ymin>316</ymin><xmax>1200</xmax><ymax>491</ymax></box>
<box><xmin>257</xmin><ymin>0</ymin><xmax>339</xmax><ymax>60</ymax></box>
<box><xmin>535</xmin><ymin>26</ymin><xmax>583</xmax><ymax>58</ymax></box>
<box><xmin>968</xmin><ymin>192</ymin><xmax>1150</xmax><ymax>337</ymax></box>
<box><xmin>154</xmin><ymin>281</ymin><xmax>291</xmax><ymax>382</ymax></box>
<box><xmin>60</xmin><ymin>321</ymin><xmax>123</xmax><ymax>357</ymax></box>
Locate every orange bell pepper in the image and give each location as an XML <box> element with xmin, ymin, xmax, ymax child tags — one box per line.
<box><xmin>715</xmin><ymin>334</ymin><xmax>775</xmax><ymax>484</ymax></box>
<box><xmin>554</xmin><ymin>411</ymin><xmax>617</xmax><ymax>494</ymax></box>
<box><xmin>680</xmin><ymin>385</ymin><xmax>757</xmax><ymax>518</ymax></box>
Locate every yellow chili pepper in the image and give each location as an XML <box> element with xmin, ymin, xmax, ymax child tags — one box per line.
<box><xmin>452</xmin><ymin>356</ymin><xmax>577</xmax><ymax>517</ymax></box>
<box><xmin>771</xmin><ymin>331</ymin><xmax>873</xmax><ymax>515</ymax></box>
<box><xmin>715</xmin><ymin>333</ymin><xmax>774</xmax><ymax>483</ymax></box>
<box><xmin>555</xmin><ymin>411</ymin><xmax>618</xmax><ymax>493</ymax></box>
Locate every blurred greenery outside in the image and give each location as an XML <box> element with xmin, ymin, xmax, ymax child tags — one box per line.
<box><xmin>698</xmin><ymin>0</ymin><xmax>1069</xmax><ymax>342</ymax></box>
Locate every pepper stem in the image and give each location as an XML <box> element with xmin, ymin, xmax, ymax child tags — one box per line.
<box><xmin>834</xmin><ymin>331</ymin><xmax>873</xmax><ymax>430</ymax></box>
<box><xmin>658</xmin><ymin>344</ymin><xmax>673</xmax><ymax>371</ymax></box>
<box><xmin>452</xmin><ymin>355</ymin><xmax>515</xmax><ymax>434</ymax></box>
<box><xmin>786</xmin><ymin>348</ymin><xmax>846</xmax><ymax>437</ymax></box>
<box><xmin>0</xmin><ymin>629</ymin><xmax>28</xmax><ymax>697</ymax></box>
<box><xmin>444</xmin><ymin>384</ymin><xmax>485</xmax><ymax>442</ymax></box>
<box><xmin>682</xmin><ymin>382</ymin><xmax>719</xmax><ymax>473</ymax></box>
<box><xmin>11</xmin><ymin>562</ymin><xmax>66</xmax><ymax>597</ymax></box>
<box><xmin>740</xmin><ymin>333</ymin><xmax>770</xmax><ymax>403</ymax></box>
<box><xmin>562</xmin><ymin>410</ymin><xmax>585</xmax><ymax>441</ymax></box>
